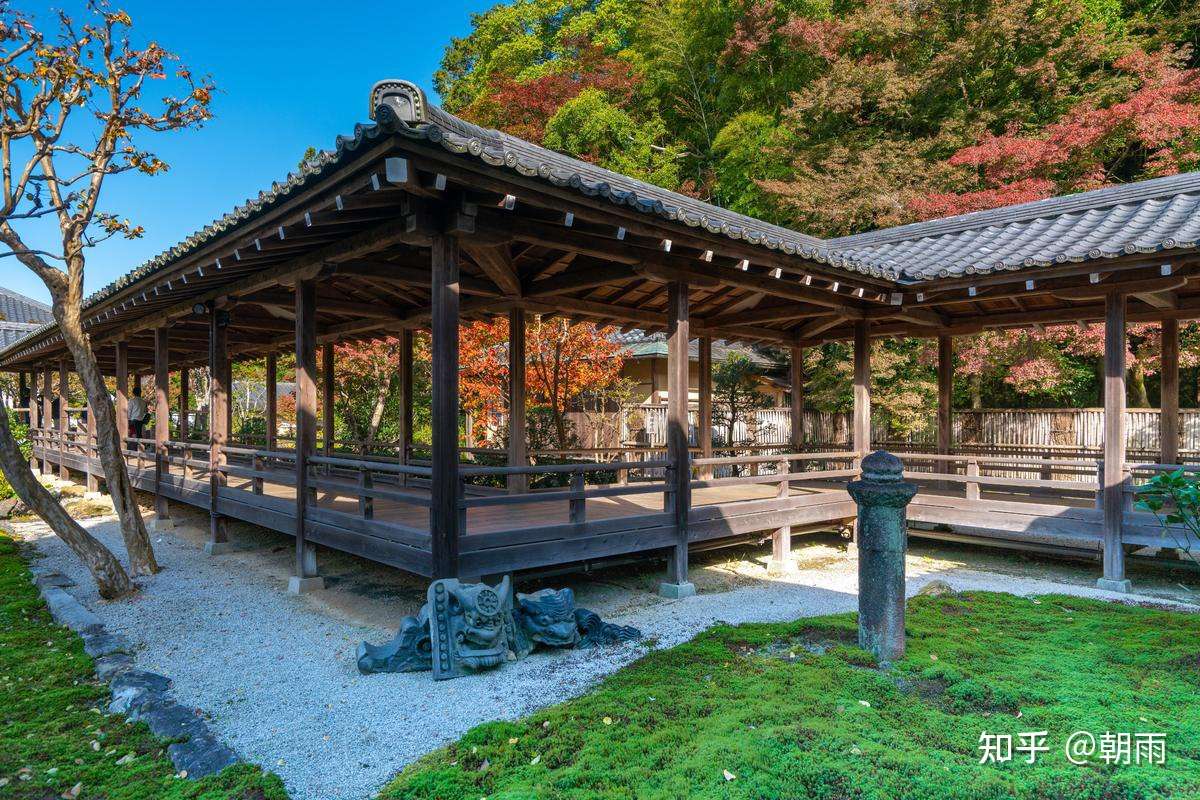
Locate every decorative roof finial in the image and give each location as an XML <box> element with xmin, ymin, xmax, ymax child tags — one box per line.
<box><xmin>368</xmin><ymin>79</ymin><xmax>428</xmax><ymax>124</ymax></box>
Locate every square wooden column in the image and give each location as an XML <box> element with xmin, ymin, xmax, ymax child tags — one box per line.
<box><xmin>85</xmin><ymin>389</ymin><xmax>98</xmax><ymax>492</ymax></box>
<box><xmin>17</xmin><ymin>371</ymin><xmax>27</xmax><ymax>423</ymax></box>
<box><xmin>698</xmin><ymin>336</ymin><xmax>713</xmax><ymax>477</ymax></box>
<box><xmin>789</xmin><ymin>344</ymin><xmax>804</xmax><ymax>450</ymax></box>
<box><xmin>179</xmin><ymin>367</ymin><xmax>190</xmax><ymax>442</ymax></box>
<box><xmin>661</xmin><ymin>280</ymin><xmax>695</xmax><ymax>598</ymax></box>
<box><xmin>265</xmin><ymin>352</ymin><xmax>278</xmax><ymax>452</ymax></box>
<box><xmin>27</xmin><ymin>369</ymin><xmax>38</xmax><ymax>471</ymax></box>
<box><xmin>853</xmin><ymin>320</ymin><xmax>871</xmax><ymax>458</ymax></box>
<box><xmin>291</xmin><ymin>280</ymin><xmax>323</xmax><ymax>591</ymax></box>
<box><xmin>399</xmin><ymin>329</ymin><xmax>413</xmax><ymax>468</ymax></box>
<box><xmin>507</xmin><ymin>306</ymin><xmax>528</xmax><ymax>494</ymax></box>
<box><xmin>58</xmin><ymin>360</ymin><xmax>69</xmax><ymax>479</ymax></box>
<box><xmin>321</xmin><ymin>342</ymin><xmax>334</xmax><ymax>456</ymax></box>
<box><xmin>430</xmin><ymin>233</ymin><xmax>461</xmax><ymax>579</ymax></box>
<box><xmin>1160</xmin><ymin>317</ymin><xmax>1179</xmax><ymax>466</ymax></box>
<box><xmin>115</xmin><ymin>341</ymin><xmax>129</xmax><ymax>442</ymax></box>
<box><xmin>153</xmin><ymin>327</ymin><xmax>171</xmax><ymax>526</ymax></box>
<box><xmin>1099</xmin><ymin>290</ymin><xmax>1130</xmax><ymax>592</ymax></box>
<box><xmin>206</xmin><ymin>306</ymin><xmax>231</xmax><ymax>553</ymax></box>
<box><xmin>41</xmin><ymin>365</ymin><xmax>52</xmax><ymax>475</ymax></box>
<box><xmin>937</xmin><ymin>335</ymin><xmax>953</xmax><ymax>457</ymax></box>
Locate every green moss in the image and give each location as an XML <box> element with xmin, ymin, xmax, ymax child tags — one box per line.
<box><xmin>384</xmin><ymin>592</ymin><xmax>1200</xmax><ymax>800</ymax></box>
<box><xmin>0</xmin><ymin>534</ymin><xmax>288</xmax><ymax>799</ymax></box>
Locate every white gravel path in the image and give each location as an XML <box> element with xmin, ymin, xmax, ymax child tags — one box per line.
<box><xmin>16</xmin><ymin>514</ymin><xmax>1199</xmax><ymax>800</ymax></box>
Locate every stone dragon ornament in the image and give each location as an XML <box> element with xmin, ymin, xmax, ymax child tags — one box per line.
<box><xmin>356</xmin><ymin>578</ymin><xmax>641</xmax><ymax>680</ymax></box>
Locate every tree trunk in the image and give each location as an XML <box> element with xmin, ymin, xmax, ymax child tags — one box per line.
<box><xmin>968</xmin><ymin>373</ymin><xmax>983</xmax><ymax>410</ymax></box>
<box><xmin>1128</xmin><ymin>363</ymin><xmax>1150</xmax><ymax>408</ymax></box>
<box><xmin>52</xmin><ymin>294</ymin><xmax>159</xmax><ymax>576</ymax></box>
<box><xmin>0</xmin><ymin>406</ymin><xmax>133</xmax><ymax>598</ymax></box>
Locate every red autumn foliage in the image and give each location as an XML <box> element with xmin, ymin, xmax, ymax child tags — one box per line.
<box><xmin>459</xmin><ymin>316</ymin><xmax>626</xmax><ymax>446</ymax></box>
<box><xmin>914</xmin><ymin>46</ymin><xmax>1200</xmax><ymax>219</ymax></box>
<box><xmin>462</xmin><ymin>41</ymin><xmax>641</xmax><ymax>142</ymax></box>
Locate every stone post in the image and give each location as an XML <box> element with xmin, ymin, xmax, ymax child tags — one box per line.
<box><xmin>846</xmin><ymin>450</ymin><xmax>916</xmax><ymax>663</ymax></box>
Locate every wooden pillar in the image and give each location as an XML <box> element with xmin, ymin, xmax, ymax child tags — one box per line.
<box><xmin>207</xmin><ymin>308</ymin><xmax>230</xmax><ymax>552</ymax></box>
<box><xmin>853</xmin><ymin>320</ymin><xmax>871</xmax><ymax>457</ymax></box>
<box><xmin>27</xmin><ymin>369</ymin><xmax>38</xmax><ymax>471</ymax></box>
<box><xmin>41</xmin><ymin>365</ymin><xmax>52</xmax><ymax>476</ymax></box>
<box><xmin>289</xmin><ymin>280</ymin><xmax>322</xmax><ymax>590</ymax></box>
<box><xmin>17</xmin><ymin>371</ymin><xmax>27</xmax><ymax>422</ymax></box>
<box><xmin>85</xmin><ymin>388</ymin><xmax>98</xmax><ymax>492</ymax></box>
<box><xmin>115</xmin><ymin>341</ymin><xmax>129</xmax><ymax>442</ymax></box>
<box><xmin>1161</xmin><ymin>317</ymin><xmax>1179</xmax><ymax>466</ymax></box>
<box><xmin>399</xmin><ymin>329</ymin><xmax>413</xmax><ymax>467</ymax></box>
<box><xmin>57</xmin><ymin>360</ymin><xmax>68</xmax><ymax>479</ymax></box>
<box><xmin>430</xmin><ymin>233</ymin><xmax>461</xmax><ymax>579</ymax></box>
<box><xmin>1099</xmin><ymin>290</ymin><xmax>1130</xmax><ymax>592</ymax></box>
<box><xmin>698</xmin><ymin>336</ymin><xmax>713</xmax><ymax>476</ymax></box>
<box><xmin>321</xmin><ymin>342</ymin><xmax>334</xmax><ymax>456</ymax></box>
<box><xmin>507</xmin><ymin>307</ymin><xmax>528</xmax><ymax>494</ymax></box>
<box><xmin>153</xmin><ymin>327</ymin><xmax>171</xmax><ymax>524</ymax></box>
<box><xmin>789</xmin><ymin>344</ymin><xmax>804</xmax><ymax>451</ymax></box>
<box><xmin>661</xmin><ymin>280</ymin><xmax>694</xmax><ymax>598</ymax></box>
<box><xmin>937</xmin><ymin>335</ymin><xmax>953</xmax><ymax>456</ymax></box>
<box><xmin>179</xmin><ymin>367</ymin><xmax>190</xmax><ymax>442</ymax></box>
<box><xmin>265</xmin><ymin>352</ymin><xmax>278</xmax><ymax>452</ymax></box>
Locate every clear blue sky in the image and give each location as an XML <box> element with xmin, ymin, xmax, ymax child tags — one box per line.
<box><xmin>6</xmin><ymin>0</ymin><xmax>496</xmax><ymax>305</ymax></box>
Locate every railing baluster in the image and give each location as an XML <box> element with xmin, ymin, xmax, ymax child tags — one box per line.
<box><xmin>569</xmin><ymin>469</ymin><xmax>586</xmax><ymax>524</ymax></box>
<box><xmin>965</xmin><ymin>458</ymin><xmax>980</xmax><ymax>501</ymax></box>
<box><xmin>360</xmin><ymin>469</ymin><xmax>374</xmax><ymax>519</ymax></box>
<box><xmin>253</xmin><ymin>454</ymin><xmax>264</xmax><ymax>495</ymax></box>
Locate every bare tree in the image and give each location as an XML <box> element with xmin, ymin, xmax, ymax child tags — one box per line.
<box><xmin>0</xmin><ymin>2</ymin><xmax>214</xmax><ymax>595</ymax></box>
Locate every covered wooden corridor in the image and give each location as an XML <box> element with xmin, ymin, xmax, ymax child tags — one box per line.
<box><xmin>6</xmin><ymin>79</ymin><xmax>1200</xmax><ymax>594</ymax></box>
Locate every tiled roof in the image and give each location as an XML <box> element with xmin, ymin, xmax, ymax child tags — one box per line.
<box><xmin>0</xmin><ymin>322</ymin><xmax>40</xmax><ymax>349</ymax></box>
<box><xmin>0</xmin><ymin>288</ymin><xmax>52</xmax><ymax>350</ymax></box>
<box><xmin>0</xmin><ymin>287</ymin><xmax>52</xmax><ymax>326</ymax></box>
<box><xmin>614</xmin><ymin>330</ymin><xmax>772</xmax><ymax>365</ymax></box>
<box><xmin>828</xmin><ymin>173</ymin><xmax>1200</xmax><ymax>282</ymax></box>
<box><xmin>371</xmin><ymin>80</ymin><xmax>898</xmax><ymax>281</ymax></box>
<box><xmin>4</xmin><ymin>79</ymin><xmax>1200</xmax><ymax>363</ymax></box>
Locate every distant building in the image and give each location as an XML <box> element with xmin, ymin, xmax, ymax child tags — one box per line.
<box><xmin>615</xmin><ymin>331</ymin><xmax>787</xmax><ymax>406</ymax></box>
<box><xmin>0</xmin><ymin>286</ymin><xmax>53</xmax><ymax>349</ymax></box>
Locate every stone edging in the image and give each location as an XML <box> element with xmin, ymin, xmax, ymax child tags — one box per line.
<box><xmin>31</xmin><ymin>563</ymin><xmax>239</xmax><ymax>779</ymax></box>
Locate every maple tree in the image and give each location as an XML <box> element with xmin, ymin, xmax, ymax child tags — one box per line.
<box><xmin>458</xmin><ymin>316</ymin><xmax>626</xmax><ymax>450</ymax></box>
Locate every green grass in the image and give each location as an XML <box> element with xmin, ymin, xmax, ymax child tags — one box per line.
<box><xmin>384</xmin><ymin>591</ymin><xmax>1200</xmax><ymax>800</ymax></box>
<box><xmin>0</xmin><ymin>533</ymin><xmax>288</xmax><ymax>799</ymax></box>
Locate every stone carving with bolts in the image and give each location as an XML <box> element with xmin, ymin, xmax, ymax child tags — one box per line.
<box><xmin>357</xmin><ymin>579</ymin><xmax>641</xmax><ymax>679</ymax></box>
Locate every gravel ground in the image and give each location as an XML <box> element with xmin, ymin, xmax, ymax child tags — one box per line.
<box><xmin>15</xmin><ymin>508</ymin><xmax>1199</xmax><ymax>800</ymax></box>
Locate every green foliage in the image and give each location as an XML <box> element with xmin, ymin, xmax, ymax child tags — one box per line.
<box><xmin>0</xmin><ymin>411</ymin><xmax>31</xmax><ymax>501</ymax></box>
<box><xmin>711</xmin><ymin>353</ymin><xmax>771</xmax><ymax>451</ymax></box>
<box><xmin>0</xmin><ymin>534</ymin><xmax>287</xmax><ymax>798</ymax></box>
<box><xmin>1135</xmin><ymin>469</ymin><xmax>1200</xmax><ymax>560</ymax></box>
<box><xmin>543</xmin><ymin>88</ymin><xmax>684</xmax><ymax>186</ymax></box>
<box><xmin>384</xmin><ymin>591</ymin><xmax>1200</xmax><ymax>799</ymax></box>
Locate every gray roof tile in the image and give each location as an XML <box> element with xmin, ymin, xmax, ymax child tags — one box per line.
<box><xmin>0</xmin><ymin>287</ymin><xmax>52</xmax><ymax>326</ymax></box>
<box><xmin>829</xmin><ymin>172</ymin><xmax>1200</xmax><ymax>281</ymax></box>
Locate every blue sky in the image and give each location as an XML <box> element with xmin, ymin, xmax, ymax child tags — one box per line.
<box><xmin>6</xmin><ymin>0</ymin><xmax>497</xmax><ymax>305</ymax></box>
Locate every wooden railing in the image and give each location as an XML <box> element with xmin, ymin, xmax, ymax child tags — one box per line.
<box><xmin>455</xmin><ymin>459</ymin><xmax>673</xmax><ymax>534</ymax></box>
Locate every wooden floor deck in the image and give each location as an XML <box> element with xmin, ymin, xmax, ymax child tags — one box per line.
<box><xmin>33</xmin><ymin>442</ymin><xmax>1197</xmax><ymax>580</ymax></box>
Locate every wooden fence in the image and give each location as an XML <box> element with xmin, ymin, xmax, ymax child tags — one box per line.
<box><xmin>476</xmin><ymin>406</ymin><xmax>1200</xmax><ymax>458</ymax></box>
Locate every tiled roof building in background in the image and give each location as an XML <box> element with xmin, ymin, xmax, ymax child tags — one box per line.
<box><xmin>0</xmin><ymin>287</ymin><xmax>53</xmax><ymax>350</ymax></box>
